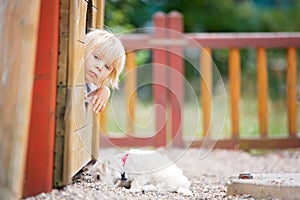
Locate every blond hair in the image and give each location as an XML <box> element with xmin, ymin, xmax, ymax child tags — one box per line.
<box><xmin>85</xmin><ymin>29</ymin><xmax>125</xmax><ymax>89</ymax></box>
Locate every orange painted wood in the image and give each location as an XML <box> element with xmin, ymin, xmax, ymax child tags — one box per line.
<box><xmin>229</xmin><ymin>48</ymin><xmax>241</xmax><ymax>139</ymax></box>
<box><xmin>125</xmin><ymin>51</ymin><xmax>137</xmax><ymax>134</ymax></box>
<box><xmin>168</xmin><ymin>11</ymin><xmax>184</xmax><ymax>147</ymax></box>
<box><xmin>23</xmin><ymin>0</ymin><xmax>59</xmax><ymax>197</ymax></box>
<box><xmin>0</xmin><ymin>1</ymin><xmax>41</xmax><ymax>199</ymax></box>
<box><xmin>99</xmin><ymin>106</ymin><xmax>108</xmax><ymax>134</ymax></box>
<box><xmin>256</xmin><ymin>47</ymin><xmax>268</xmax><ymax>138</ymax></box>
<box><xmin>286</xmin><ymin>47</ymin><xmax>298</xmax><ymax>137</ymax></box>
<box><xmin>97</xmin><ymin>0</ymin><xmax>107</xmax><ymax>134</ymax></box>
<box><xmin>100</xmin><ymin>135</ymin><xmax>156</xmax><ymax>147</ymax></box>
<box><xmin>200</xmin><ymin>48</ymin><xmax>212</xmax><ymax>137</ymax></box>
<box><xmin>153</xmin><ymin>12</ymin><xmax>168</xmax><ymax>147</ymax></box>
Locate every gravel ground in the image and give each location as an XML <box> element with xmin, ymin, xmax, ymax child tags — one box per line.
<box><xmin>25</xmin><ymin>148</ymin><xmax>300</xmax><ymax>200</ymax></box>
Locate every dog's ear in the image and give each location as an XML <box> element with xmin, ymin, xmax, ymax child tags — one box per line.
<box><xmin>101</xmin><ymin>163</ymin><xmax>106</xmax><ymax>173</ymax></box>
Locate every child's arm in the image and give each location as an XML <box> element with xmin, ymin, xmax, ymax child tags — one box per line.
<box><xmin>87</xmin><ymin>86</ymin><xmax>111</xmax><ymax>113</ymax></box>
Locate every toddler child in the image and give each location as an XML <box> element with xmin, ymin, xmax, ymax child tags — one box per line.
<box><xmin>84</xmin><ymin>29</ymin><xmax>125</xmax><ymax>113</ymax></box>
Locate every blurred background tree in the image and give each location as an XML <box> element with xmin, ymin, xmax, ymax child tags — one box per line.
<box><xmin>105</xmin><ymin>0</ymin><xmax>300</xmax><ymax>97</ymax></box>
<box><xmin>105</xmin><ymin>0</ymin><xmax>300</xmax><ymax>32</ymax></box>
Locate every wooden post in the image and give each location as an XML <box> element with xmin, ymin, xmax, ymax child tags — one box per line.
<box><xmin>286</xmin><ymin>47</ymin><xmax>298</xmax><ymax>137</ymax></box>
<box><xmin>168</xmin><ymin>11</ymin><xmax>184</xmax><ymax>147</ymax></box>
<box><xmin>54</xmin><ymin>0</ymin><xmax>70</xmax><ymax>187</ymax></box>
<box><xmin>63</xmin><ymin>0</ymin><xmax>89</xmax><ymax>185</ymax></box>
<box><xmin>200</xmin><ymin>48</ymin><xmax>212</xmax><ymax>137</ymax></box>
<box><xmin>125</xmin><ymin>51</ymin><xmax>137</xmax><ymax>134</ymax></box>
<box><xmin>229</xmin><ymin>48</ymin><xmax>241</xmax><ymax>140</ymax></box>
<box><xmin>153</xmin><ymin>12</ymin><xmax>168</xmax><ymax>147</ymax></box>
<box><xmin>0</xmin><ymin>1</ymin><xmax>41</xmax><ymax>199</ymax></box>
<box><xmin>97</xmin><ymin>0</ymin><xmax>108</xmax><ymax>135</ymax></box>
<box><xmin>91</xmin><ymin>0</ymin><xmax>103</xmax><ymax>160</ymax></box>
<box><xmin>96</xmin><ymin>0</ymin><xmax>105</xmax><ymax>29</ymax></box>
<box><xmin>257</xmin><ymin>47</ymin><xmax>268</xmax><ymax>138</ymax></box>
<box><xmin>23</xmin><ymin>0</ymin><xmax>59</xmax><ymax>197</ymax></box>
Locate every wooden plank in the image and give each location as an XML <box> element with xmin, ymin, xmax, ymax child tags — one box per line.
<box><xmin>153</xmin><ymin>12</ymin><xmax>168</xmax><ymax>147</ymax></box>
<box><xmin>119</xmin><ymin>33</ymin><xmax>300</xmax><ymax>50</ymax></box>
<box><xmin>68</xmin><ymin>40</ymin><xmax>86</xmax><ymax>86</ymax></box>
<box><xmin>92</xmin><ymin>112</ymin><xmax>101</xmax><ymax>160</ymax></box>
<box><xmin>92</xmin><ymin>7</ymin><xmax>97</xmax><ymax>28</ymax></box>
<box><xmin>187</xmin><ymin>33</ymin><xmax>300</xmax><ymax>48</ymax></box>
<box><xmin>72</xmin><ymin>86</ymin><xmax>91</xmax><ymax>131</ymax></box>
<box><xmin>97</xmin><ymin>0</ymin><xmax>107</xmax><ymax>136</ymax></box>
<box><xmin>229</xmin><ymin>48</ymin><xmax>241</xmax><ymax>139</ymax></box>
<box><xmin>256</xmin><ymin>47</ymin><xmax>268</xmax><ymax>138</ymax></box>
<box><xmin>286</xmin><ymin>47</ymin><xmax>298</xmax><ymax>137</ymax></box>
<box><xmin>0</xmin><ymin>1</ymin><xmax>41</xmax><ymax>199</ymax></box>
<box><xmin>91</xmin><ymin>0</ymin><xmax>101</xmax><ymax>160</ymax></box>
<box><xmin>99</xmin><ymin>106</ymin><xmax>108</xmax><ymax>134</ymax></box>
<box><xmin>190</xmin><ymin>138</ymin><xmax>300</xmax><ymax>150</ymax></box>
<box><xmin>125</xmin><ymin>51</ymin><xmax>137</xmax><ymax>134</ymax></box>
<box><xmin>65</xmin><ymin>124</ymin><xmax>93</xmax><ymax>179</ymax></box>
<box><xmin>53</xmin><ymin>85</ymin><xmax>67</xmax><ymax>187</ymax></box>
<box><xmin>23</xmin><ymin>0</ymin><xmax>59</xmax><ymax>197</ymax></box>
<box><xmin>68</xmin><ymin>0</ymin><xmax>87</xmax><ymax>87</ymax></box>
<box><xmin>200</xmin><ymin>48</ymin><xmax>212</xmax><ymax>137</ymax></box>
<box><xmin>168</xmin><ymin>11</ymin><xmax>184</xmax><ymax>147</ymax></box>
<box><xmin>96</xmin><ymin>0</ymin><xmax>105</xmax><ymax>29</ymax></box>
<box><xmin>54</xmin><ymin>0</ymin><xmax>70</xmax><ymax>187</ymax></box>
<box><xmin>63</xmin><ymin>0</ymin><xmax>95</xmax><ymax>185</ymax></box>
<box><xmin>58</xmin><ymin>37</ymin><xmax>69</xmax><ymax>86</ymax></box>
<box><xmin>60</xmin><ymin>0</ymin><xmax>70</xmax><ymax>37</ymax></box>
<box><xmin>63</xmin><ymin>90</ymin><xmax>93</xmax><ymax>184</ymax></box>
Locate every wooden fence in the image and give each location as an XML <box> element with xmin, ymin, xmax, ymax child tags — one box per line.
<box><xmin>100</xmin><ymin>11</ymin><xmax>300</xmax><ymax>150</ymax></box>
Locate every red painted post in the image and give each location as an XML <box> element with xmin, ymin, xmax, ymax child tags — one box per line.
<box><xmin>168</xmin><ymin>11</ymin><xmax>184</xmax><ymax>147</ymax></box>
<box><xmin>23</xmin><ymin>0</ymin><xmax>59</xmax><ymax>197</ymax></box>
<box><xmin>153</xmin><ymin>12</ymin><xmax>168</xmax><ymax>147</ymax></box>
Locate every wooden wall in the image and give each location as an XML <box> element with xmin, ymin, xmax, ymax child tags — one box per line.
<box><xmin>55</xmin><ymin>0</ymin><xmax>104</xmax><ymax>186</ymax></box>
<box><xmin>0</xmin><ymin>1</ymin><xmax>41</xmax><ymax>199</ymax></box>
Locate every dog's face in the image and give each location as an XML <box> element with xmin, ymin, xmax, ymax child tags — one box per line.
<box><xmin>89</xmin><ymin>157</ymin><xmax>133</xmax><ymax>189</ymax></box>
<box><xmin>114</xmin><ymin>178</ymin><xmax>132</xmax><ymax>189</ymax></box>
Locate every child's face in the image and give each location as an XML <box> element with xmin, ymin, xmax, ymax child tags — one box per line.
<box><xmin>85</xmin><ymin>50</ymin><xmax>114</xmax><ymax>86</ymax></box>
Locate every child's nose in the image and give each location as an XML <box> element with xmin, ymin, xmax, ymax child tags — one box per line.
<box><xmin>96</xmin><ymin>61</ymin><xmax>104</xmax><ymax>71</ymax></box>
<box><xmin>96</xmin><ymin>65</ymin><xmax>102</xmax><ymax>72</ymax></box>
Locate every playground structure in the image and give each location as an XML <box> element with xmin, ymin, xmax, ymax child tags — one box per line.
<box><xmin>101</xmin><ymin>12</ymin><xmax>300</xmax><ymax>149</ymax></box>
<box><xmin>1</xmin><ymin>0</ymin><xmax>300</xmax><ymax>199</ymax></box>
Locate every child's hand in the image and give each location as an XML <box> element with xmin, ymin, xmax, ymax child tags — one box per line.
<box><xmin>87</xmin><ymin>86</ymin><xmax>111</xmax><ymax>114</ymax></box>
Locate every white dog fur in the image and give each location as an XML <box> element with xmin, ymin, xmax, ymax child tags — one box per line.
<box><xmin>89</xmin><ymin>149</ymin><xmax>192</xmax><ymax>195</ymax></box>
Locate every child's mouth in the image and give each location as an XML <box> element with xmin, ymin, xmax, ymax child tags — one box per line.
<box><xmin>90</xmin><ymin>71</ymin><xmax>98</xmax><ymax>79</ymax></box>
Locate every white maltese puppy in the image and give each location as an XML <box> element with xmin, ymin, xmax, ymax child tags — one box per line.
<box><xmin>89</xmin><ymin>149</ymin><xmax>192</xmax><ymax>195</ymax></box>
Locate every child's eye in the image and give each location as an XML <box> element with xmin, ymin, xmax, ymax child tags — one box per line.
<box><xmin>105</xmin><ymin>64</ymin><xmax>111</xmax><ymax>70</ymax></box>
<box><xmin>93</xmin><ymin>54</ymin><xmax>99</xmax><ymax>60</ymax></box>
